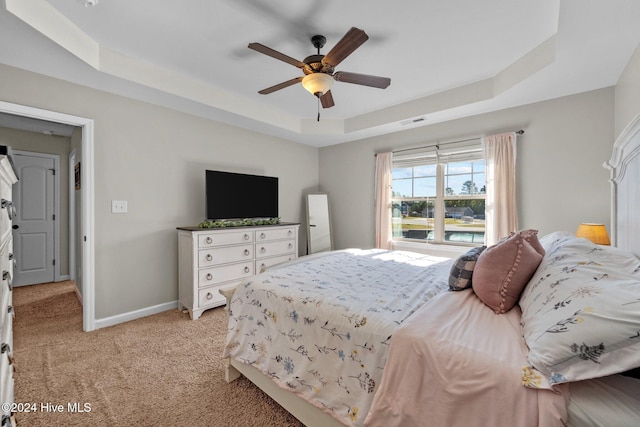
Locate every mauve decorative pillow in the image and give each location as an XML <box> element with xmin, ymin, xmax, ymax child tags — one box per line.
<box><xmin>472</xmin><ymin>230</ymin><xmax>544</xmax><ymax>314</ymax></box>
<box><xmin>448</xmin><ymin>246</ymin><xmax>487</xmax><ymax>291</ymax></box>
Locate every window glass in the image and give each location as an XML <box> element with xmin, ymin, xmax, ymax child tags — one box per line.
<box><xmin>444</xmin><ymin>199</ymin><xmax>485</xmax><ymax>243</ymax></box>
<box><xmin>414</xmin><ymin>177</ymin><xmax>436</xmax><ymax>197</ymax></box>
<box><xmin>391</xmin><ymin>149</ymin><xmax>485</xmax><ymax>245</ymax></box>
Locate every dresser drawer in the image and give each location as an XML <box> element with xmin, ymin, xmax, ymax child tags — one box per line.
<box><xmin>255</xmin><ymin>227</ymin><xmax>297</xmax><ymax>242</ymax></box>
<box><xmin>0</xmin><ymin>351</ymin><xmax>13</xmax><ymax>415</ymax></box>
<box><xmin>255</xmin><ymin>240</ymin><xmax>296</xmax><ymax>259</ymax></box>
<box><xmin>198</xmin><ymin>230</ymin><xmax>253</xmax><ymax>248</ymax></box>
<box><xmin>256</xmin><ymin>254</ymin><xmax>296</xmax><ymax>273</ymax></box>
<box><xmin>0</xmin><ymin>288</ymin><xmax>9</xmax><ymax>334</ymax></box>
<box><xmin>198</xmin><ymin>286</ymin><xmax>227</xmax><ymax>308</ymax></box>
<box><xmin>0</xmin><ymin>315</ymin><xmax>12</xmax><ymax>365</ymax></box>
<box><xmin>199</xmin><ymin>244</ymin><xmax>254</xmax><ymax>267</ymax></box>
<box><xmin>198</xmin><ymin>261</ymin><xmax>254</xmax><ymax>287</ymax></box>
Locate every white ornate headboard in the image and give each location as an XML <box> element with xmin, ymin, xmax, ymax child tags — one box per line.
<box><xmin>604</xmin><ymin>114</ymin><xmax>640</xmax><ymax>257</ymax></box>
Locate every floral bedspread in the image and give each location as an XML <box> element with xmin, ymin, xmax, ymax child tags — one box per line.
<box><xmin>223</xmin><ymin>249</ymin><xmax>452</xmax><ymax>426</ymax></box>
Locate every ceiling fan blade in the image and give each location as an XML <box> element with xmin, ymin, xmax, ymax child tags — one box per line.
<box><xmin>320</xmin><ymin>90</ymin><xmax>335</xmax><ymax>108</ymax></box>
<box><xmin>258</xmin><ymin>77</ymin><xmax>303</xmax><ymax>94</ymax></box>
<box><xmin>248</xmin><ymin>43</ymin><xmax>307</xmax><ymax>69</ymax></box>
<box><xmin>322</xmin><ymin>27</ymin><xmax>369</xmax><ymax>67</ymax></box>
<box><xmin>333</xmin><ymin>71</ymin><xmax>391</xmax><ymax>89</ymax></box>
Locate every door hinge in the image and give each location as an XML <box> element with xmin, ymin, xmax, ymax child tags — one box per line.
<box><xmin>53</xmin><ymin>259</ymin><xmax>56</xmax><ymax>266</ymax></box>
<box><xmin>49</xmin><ymin>168</ymin><xmax>56</xmax><ymax>175</ymax></box>
<box><xmin>52</xmin><ymin>214</ymin><xmax>56</xmax><ymax>220</ymax></box>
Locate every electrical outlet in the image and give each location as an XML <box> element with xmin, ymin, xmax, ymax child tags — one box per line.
<box><xmin>111</xmin><ymin>200</ymin><xmax>128</xmax><ymax>213</ymax></box>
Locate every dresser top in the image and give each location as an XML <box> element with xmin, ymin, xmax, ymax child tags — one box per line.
<box><xmin>177</xmin><ymin>222</ymin><xmax>300</xmax><ymax>232</ymax></box>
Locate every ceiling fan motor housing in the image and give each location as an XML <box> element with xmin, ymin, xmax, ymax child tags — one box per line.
<box><xmin>302</xmin><ymin>55</ymin><xmax>333</xmax><ymax>75</ymax></box>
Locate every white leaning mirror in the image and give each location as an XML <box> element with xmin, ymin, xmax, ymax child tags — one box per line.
<box><xmin>306</xmin><ymin>193</ymin><xmax>333</xmax><ymax>254</ymax></box>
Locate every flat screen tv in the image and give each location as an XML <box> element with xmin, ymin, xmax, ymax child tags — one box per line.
<box><xmin>205</xmin><ymin>170</ymin><xmax>278</xmax><ymax>220</ymax></box>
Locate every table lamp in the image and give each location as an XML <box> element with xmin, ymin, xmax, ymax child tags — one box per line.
<box><xmin>576</xmin><ymin>223</ymin><xmax>610</xmax><ymax>245</ymax></box>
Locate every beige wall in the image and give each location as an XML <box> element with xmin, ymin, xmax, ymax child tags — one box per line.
<box><xmin>0</xmin><ymin>64</ymin><xmax>319</xmax><ymax>319</ymax></box>
<box><xmin>615</xmin><ymin>42</ymin><xmax>640</xmax><ymax>138</ymax></box>
<box><xmin>0</xmin><ymin>127</ymin><xmax>71</xmax><ymax>276</ymax></box>
<box><xmin>319</xmin><ymin>88</ymin><xmax>615</xmax><ymax>250</ymax></box>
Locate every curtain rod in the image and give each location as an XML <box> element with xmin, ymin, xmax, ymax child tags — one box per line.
<box><xmin>382</xmin><ymin>129</ymin><xmax>524</xmax><ymax>156</ymax></box>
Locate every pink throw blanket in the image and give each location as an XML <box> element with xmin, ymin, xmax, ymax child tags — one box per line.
<box><xmin>364</xmin><ymin>289</ymin><xmax>568</xmax><ymax>427</ymax></box>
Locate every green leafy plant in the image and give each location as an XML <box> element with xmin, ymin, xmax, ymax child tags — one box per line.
<box><xmin>198</xmin><ymin>217</ymin><xmax>281</xmax><ymax>229</ymax></box>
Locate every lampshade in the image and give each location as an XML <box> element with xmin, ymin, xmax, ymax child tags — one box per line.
<box><xmin>576</xmin><ymin>223</ymin><xmax>610</xmax><ymax>245</ymax></box>
<box><xmin>302</xmin><ymin>73</ymin><xmax>334</xmax><ymax>97</ymax></box>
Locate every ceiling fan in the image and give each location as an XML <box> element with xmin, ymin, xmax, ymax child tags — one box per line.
<box><xmin>248</xmin><ymin>27</ymin><xmax>391</xmax><ymax>110</ymax></box>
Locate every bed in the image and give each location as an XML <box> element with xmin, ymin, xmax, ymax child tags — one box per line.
<box><xmin>223</xmin><ymin>114</ymin><xmax>640</xmax><ymax>427</ymax></box>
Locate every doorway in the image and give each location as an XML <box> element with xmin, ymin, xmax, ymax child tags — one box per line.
<box><xmin>0</xmin><ymin>101</ymin><xmax>95</xmax><ymax>331</ymax></box>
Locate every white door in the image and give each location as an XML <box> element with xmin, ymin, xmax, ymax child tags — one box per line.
<box><xmin>12</xmin><ymin>152</ymin><xmax>56</xmax><ymax>286</ymax></box>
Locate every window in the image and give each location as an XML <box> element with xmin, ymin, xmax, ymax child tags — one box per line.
<box><xmin>391</xmin><ymin>142</ymin><xmax>486</xmax><ymax>245</ymax></box>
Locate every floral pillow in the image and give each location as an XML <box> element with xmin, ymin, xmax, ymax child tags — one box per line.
<box><xmin>448</xmin><ymin>246</ymin><xmax>486</xmax><ymax>291</ymax></box>
<box><xmin>519</xmin><ymin>232</ymin><xmax>640</xmax><ymax>389</ymax></box>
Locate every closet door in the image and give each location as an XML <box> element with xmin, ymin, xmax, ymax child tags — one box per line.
<box><xmin>12</xmin><ymin>152</ymin><xmax>55</xmax><ymax>286</ymax></box>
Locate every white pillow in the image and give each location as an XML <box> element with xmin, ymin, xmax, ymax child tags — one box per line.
<box><xmin>519</xmin><ymin>232</ymin><xmax>640</xmax><ymax>389</ymax></box>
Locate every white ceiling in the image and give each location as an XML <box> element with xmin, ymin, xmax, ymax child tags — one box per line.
<box><xmin>1</xmin><ymin>0</ymin><xmax>640</xmax><ymax>147</ymax></box>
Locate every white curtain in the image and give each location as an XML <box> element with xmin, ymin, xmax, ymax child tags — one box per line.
<box><xmin>482</xmin><ymin>132</ymin><xmax>518</xmax><ymax>246</ymax></box>
<box><xmin>375</xmin><ymin>152</ymin><xmax>393</xmax><ymax>249</ymax></box>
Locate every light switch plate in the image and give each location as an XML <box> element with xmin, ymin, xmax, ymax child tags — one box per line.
<box><xmin>111</xmin><ymin>200</ymin><xmax>128</xmax><ymax>213</ymax></box>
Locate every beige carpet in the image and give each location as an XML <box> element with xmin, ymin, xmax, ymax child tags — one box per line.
<box><xmin>12</xmin><ymin>281</ymin><xmax>304</xmax><ymax>427</ymax></box>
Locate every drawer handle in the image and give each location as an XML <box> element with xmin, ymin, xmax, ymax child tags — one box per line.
<box><xmin>206</xmin><ymin>292</ymin><xmax>213</xmax><ymax>300</ymax></box>
<box><xmin>1</xmin><ymin>414</ymin><xmax>12</xmax><ymax>427</ymax></box>
<box><xmin>288</xmin><ymin>243</ymin><xmax>293</xmax><ymax>249</ymax></box>
<box><xmin>206</xmin><ymin>254</ymin><xmax>213</xmax><ymax>261</ymax></box>
<box><xmin>243</xmin><ymin>266</ymin><xmax>250</xmax><ymax>274</ymax></box>
<box><xmin>2</xmin><ymin>271</ymin><xmax>11</xmax><ymax>291</ymax></box>
<box><xmin>243</xmin><ymin>249</ymin><xmax>250</xmax><ymax>256</ymax></box>
<box><xmin>260</xmin><ymin>247</ymin><xmax>266</xmax><ymax>254</ymax></box>
<box><xmin>206</xmin><ymin>273</ymin><xmax>213</xmax><ymax>281</ymax></box>
<box><xmin>288</xmin><ymin>230</ymin><xmax>293</xmax><ymax>235</ymax></box>
<box><xmin>205</xmin><ymin>236</ymin><xmax>213</xmax><ymax>244</ymax></box>
<box><xmin>260</xmin><ymin>263</ymin><xmax>267</xmax><ymax>273</ymax></box>
<box><xmin>1</xmin><ymin>199</ymin><xmax>15</xmax><ymax>220</ymax></box>
<box><xmin>244</xmin><ymin>233</ymin><xmax>250</xmax><ymax>241</ymax></box>
<box><xmin>260</xmin><ymin>232</ymin><xmax>266</xmax><ymax>239</ymax></box>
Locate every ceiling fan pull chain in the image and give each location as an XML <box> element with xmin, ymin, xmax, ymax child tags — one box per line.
<box><xmin>317</xmin><ymin>97</ymin><xmax>321</xmax><ymax>122</ymax></box>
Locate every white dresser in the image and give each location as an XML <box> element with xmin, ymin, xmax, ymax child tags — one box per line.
<box><xmin>178</xmin><ymin>223</ymin><xmax>299</xmax><ymax>320</ymax></box>
<box><xmin>0</xmin><ymin>154</ymin><xmax>17</xmax><ymax>426</ymax></box>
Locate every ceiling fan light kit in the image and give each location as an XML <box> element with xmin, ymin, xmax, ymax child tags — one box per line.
<box><xmin>249</xmin><ymin>27</ymin><xmax>391</xmax><ymax>114</ymax></box>
<box><xmin>302</xmin><ymin>73</ymin><xmax>334</xmax><ymax>97</ymax></box>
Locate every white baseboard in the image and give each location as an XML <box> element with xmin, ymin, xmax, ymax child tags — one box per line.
<box><xmin>94</xmin><ymin>300</ymin><xmax>179</xmax><ymax>330</ymax></box>
<box><xmin>74</xmin><ymin>285</ymin><xmax>83</xmax><ymax>305</ymax></box>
